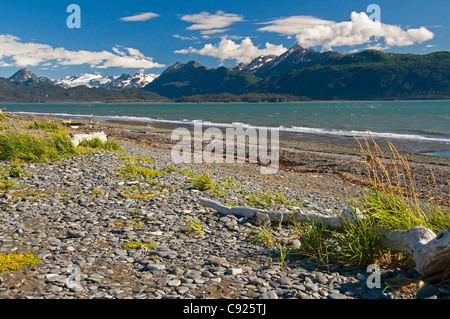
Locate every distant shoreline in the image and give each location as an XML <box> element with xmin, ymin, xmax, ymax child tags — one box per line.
<box><xmin>2</xmin><ymin>97</ymin><xmax>450</xmax><ymax>104</ymax></box>
<box><xmin>5</xmin><ymin>100</ymin><xmax>450</xmax><ymax>158</ymax></box>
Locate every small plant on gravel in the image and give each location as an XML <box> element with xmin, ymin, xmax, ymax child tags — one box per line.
<box><xmin>185</xmin><ymin>218</ymin><xmax>205</xmax><ymax>237</ymax></box>
<box><xmin>239</xmin><ymin>189</ymin><xmax>301</xmax><ymax>209</ymax></box>
<box><xmin>8</xmin><ymin>159</ymin><xmax>25</xmax><ymax>178</ymax></box>
<box><xmin>293</xmin><ymin>220</ymin><xmax>333</xmax><ymax>267</ymax></box>
<box><xmin>189</xmin><ymin>171</ymin><xmax>215</xmax><ymax>191</ymax></box>
<box><xmin>90</xmin><ymin>188</ymin><xmax>102</xmax><ymax>195</ymax></box>
<box><xmin>78</xmin><ymin>137</ymin><xmax>123</xmax><ymax>152</ymax></box>
<box><xmin>249</xmin><ymin>226</ymin><xmax>274</xmax><ymax>246</ymax></box>
<box><xmin>187</xmin><ymin>170</ymin><xmax>227</xmax><ymax>197</ymax></box>
<box><xmin>278</xmin><ymin>243</ymin><xmax>291</xmax><ymax>269</ymax></box>
<box><xmin>118</xmin><ymin>162</ymin><xmax>163</xmax><ymax>179</ymax></box>
<box><xmin>0</xmin><ymin>179</ymin><xmax>16</xmax><ymax>190</ymax></box>
<box><xmin>249</xmin><ymin>226</ymin><xmax>276</xmax><ymax>267</ymax></box>
<box><xmin>118</xmin><ymin>155</ymin><xmax>155</xmax><ymax>163</ymax></box>
<box><xmin>0</xmin><ymin>253</ymin><xmax>40</xmax><ymax>272</ymax></box>
<box><xmin>333</xmin><ymin>208</ymin><xmax>386</xmax><ymax>267</ymax></box>
<box><xmin>124</xmin><ymin>241</ymin><xmax>157</xmax><ymax>250</ymax></box>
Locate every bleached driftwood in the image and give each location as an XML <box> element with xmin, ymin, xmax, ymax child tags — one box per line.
<box><xmin>71</xmin><ymin>131</ymin><xmax>107</xmax><ymax>147</ymax></box>
<box><xmin>199</xmin><ymin>197</ymin><xmax>450</xmax><ymax>283</ymax></box>
<box><xmin>198</xmin><ymin>197</ymin><xmax>355</xmax><ymax>227</ymax></box>
<box><xmin>381</xmin><ymin>227</ymin><xmax>450</xmax><ymax>283</ymax></box>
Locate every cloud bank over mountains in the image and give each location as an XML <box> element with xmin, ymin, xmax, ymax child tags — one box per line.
<box><xmin>0</xmin><ymin>9</ymin><xmax>435</xmax><ymax>73</ymax></box>
<box><xmin>291</xmin><ymin>12</ymin><xmax>434</xmax><ymax>51</ymax></box>
<box><xmin>176</xmin><ymin>11</ymin><xmax>434</xmax><ymax>63</ymax></box>
<box><xmin>0</xmin><ymin>34</ymin><xmax>165</xmax><ymax>70</ymax></box>
<box><xmin>175</xmin><ymin>38</ymin><xmax>287</xmax><ymax>64</ymax></box>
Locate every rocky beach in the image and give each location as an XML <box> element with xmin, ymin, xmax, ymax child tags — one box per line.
<box><xmin>0</xmin><ymin>115</ymin><xmax>449</xmax><ymax>301</ymax></box>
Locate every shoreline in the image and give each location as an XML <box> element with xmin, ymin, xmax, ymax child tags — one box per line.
<box><xmin>0</xmin><ymin>113</ymin><xmax>448</xmax><ymax>300</ymax></box>
<box><xmin>8</xmin><ymin>110</ymin><xmax>450</xmax><ymax>157</ymax></box>
<box><xmin>13</xmin><ymin>113</ymin><xmax>448</xmax><ymax>202</ymax></box>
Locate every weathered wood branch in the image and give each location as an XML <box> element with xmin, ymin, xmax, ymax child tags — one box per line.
<box><xmin>198</xmin><ymin>197</ymin><xmax>352</xmax><ymax>228</ymax></box>
<box><xmin>199</xmin><ymin>197</ymin><xmax>450</xmax><ymax>283</ymax></box>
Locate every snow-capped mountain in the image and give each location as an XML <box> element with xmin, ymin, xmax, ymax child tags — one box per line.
<box><xmin>231</xmin><ymin>55</ymin><xmax>277</xmax><ymax>73</ymax></box>
<box><xmin>54</xmin><ymin>72</ymin><xmax>158</xmax><ymax>89</ymax></box>
<box><xmin>231</xmin><ymin>45</ymin><xmax>341</xmax><ymax>77</ymax></box>
<box><xmin>9</xmin><ymin>69</ymin><xmax>54</xmax><ymax>87</ymax></box>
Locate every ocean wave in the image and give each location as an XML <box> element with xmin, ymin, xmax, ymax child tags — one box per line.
<box><xmin>283</xmin><ymin>126</ymin><xmax>450</xmax><ymax>143</ymax></box>
<box><xmin>9</xmin><ymin>111</ymin><xmax>450</xmax><ymax>144</ymax></box>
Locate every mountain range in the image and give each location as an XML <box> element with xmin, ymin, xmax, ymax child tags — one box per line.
<box><xmin>0</xmin><ymin>69</ymin><xmax>166</xmax><ymax>103</ymax></box>
<box><xmin>54</xmin><ymin>72</ymin><xmax>158</xmax><ymax>89</ymax></box>
<box><xmin>1</xmin><ymin>45</ymin><xmax>450</xmax><ymax>102</ymax></box>
<box><xmin>143</xmin><ymin>45</ymin><xmax>450</xmax><ymax>100</ymax></box>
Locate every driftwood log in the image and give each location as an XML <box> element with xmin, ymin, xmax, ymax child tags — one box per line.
<box><xmin>199</xmin><ymin>197</ymin><xmax>450</xmax><ymax>283</ymax></box>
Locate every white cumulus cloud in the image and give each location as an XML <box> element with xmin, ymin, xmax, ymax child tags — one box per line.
<box><xmin>257</xmin><ymin>15</ymin><xmax>335</xmax><ymax>35</ymax></box>
<box><xmin>259</xmin><ymin>12</ymin><xmax>434</xmax><ymax>52</ymax></box>
<box><xmin>295</xmin><ymin>12</ymin><xmax>434</xmax><ymax>51</ymax></box>
<box><xmin>175</xmin><ymin>37</ymin><xmax>287</xmax><ymax>64</ymax></box>
<box><xmin>119</xmin><ymin>12</ymin><xmax>159</xmax><ymax>22</ymax></box>
<box><xmin>0</xmin><ymin>34</ymin><xmax>165</xmax><ymax>70</ymax></box>
<box><xmin>180</xmin><ymin>11</ymin><xmax>244</xmax><ymax>35</ymax></box>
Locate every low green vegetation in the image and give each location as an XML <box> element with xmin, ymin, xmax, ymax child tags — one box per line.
<box><xmin>249</xmin><ymin>226</ymin><xmax>274</xmax><ymax>246</ymax></box>
<box><xmin>124</xmin><ymin>241</ymin><xmax>157</xmax><ymax>250</ymax></box>
<box><xmin>0</xmin><ymin>131</ymin><xmax>79</xmax><ymax>163</ymax></box>
<box><xmin>118</xmin><ymin>155</ymin><xmax>155</xmax><ymax>163</ymax></box>
<box><xmin>0</xmin><ymin>253</ymin><xmax>40</xmax><ymax>272</ymax></box>
<box><xmin>353</xmin><ymin>135</ymin><xmax>450</xmax><ymax>234</ymax></box>
<box><xmin>117</xmin><ymin>162</ymin><xmax>163</xmax><ymax>179</ymax></box>
<box><xmin>238</xmin><ymin>189</ymin><xmax>301</xmax><ymax>209</ymax></box>
<box><xmin>78</xmin><ymin>137</ymin><xmax>123</xmax><ymax>152</ymax></box>
<box><xmin>0</xmin><ymin>113</ymin><xmax>10</xmax><ymax>123</ymax></box>
<box><xmin>30</xmin><ymin>120</ymin><xmax>67</xmax><ymax>134</ymax></box>
<box><xmin>247</xmin><ymin>137</ymin><xmax>449</xmax><ymax>271</ymax></box>
<box><xmin>188</xmin><ymin>171</ymin><xmax>216</xmax><ymax>191</ymax></box>
<box><xmin>8</xmin><ymin>159</ymin><xmax>25</xmax><ymax>178</ymax></box>
<box><xmin>185</xmin><ymin>218</ymin><xmax>205</xmax><ymax>237</ymax></box>
<box><xmin>186</xmin><ymin>170</ymin><xmax>230</xmax><ymax>197</ymax></box>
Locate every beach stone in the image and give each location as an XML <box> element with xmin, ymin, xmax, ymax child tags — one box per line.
<box><xmin>144</xmin><ymin>264</ymin><xmax>166</xmax><ymax>271</ymax></box>
<box><xmin>167</xmin><ymin>280</ymin><xmax>181</xmax><ymax>287</ymax></box>
<box><xmin>417</xmin><ymin>283</ymin><xmax>439</xmax><ymax>299</ymax></box>
<box><xmin>305</xmin><ymin>282</ymin><xmax>319</xmax><ymax>292</ymax></box>
<box><xmin>207</xmin><ymin>256</ymin><xmax>228</xmax><ymax>265</ymax></box>
<box><xmin>226</xmin><ymin>268</ymin><xmax>243</xmax><ymax>276</ymax></box>
<box><xmin>66</xmin><ymin>229</ymin><xmax>84</xmax><ymax>238</ymax></box>
<box><xmin>177</xmin><ymin>286</ymin><xmax>189</xmax><ymax>294</ymax></box>
<box><xmin>328</xmin><ymin>292</ymin><xmax>348</xmax><ymax>299</ymax></box>
<box><xmin>260</xmin><ymin>290</ymin><xmax>278</xmax><ymax>299</ymax></box>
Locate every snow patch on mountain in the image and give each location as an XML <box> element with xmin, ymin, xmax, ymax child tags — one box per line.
<box><xmin>53</xmin><ymin>72</ymin><xmax>158</xmax><ymax>89</ymax></box>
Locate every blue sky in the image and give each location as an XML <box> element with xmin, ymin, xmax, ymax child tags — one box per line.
<box><xmin>0</xmin><ymin>0</ymin><xmax>448</xmax><ymax>79</ymax></box>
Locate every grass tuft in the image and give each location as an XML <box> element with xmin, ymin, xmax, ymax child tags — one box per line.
<box><xmin>185</xmin><ymin>218</ymin><xmax>205</xmax><ymax>237</ymax></box>
<box><xmin>354</xmin><ymin>134</ymin><xmax>450</xmax><ymax>234</ymax></box>
<box><xmin>0</xmin><ymin>131</ymin><xmax>79</xmax><ymax>163</ymax></box>
<box><xmin>78</xmin><ymin>138</ymin><xmax>123</xmax><ymax>152</ymax></box>
<box><xmin>117</xmin><ymin>162</ymin><xmax>163</xmax><ymax>179</ymax></box>
<box><xmin>189</xmin><ymin>171</ymin><xmax>216</xmax><ymax>191</ymax></box>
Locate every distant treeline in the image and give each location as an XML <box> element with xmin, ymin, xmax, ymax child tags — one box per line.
<box><xmin>0</xmin><ymin>79</ymin><xmax>168</xmax><ymax>103</ymax></box>
<box><xmin>174</xmin><ymin>93</ymin><xmax>311</xmax><ymax>103</ymax></box>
